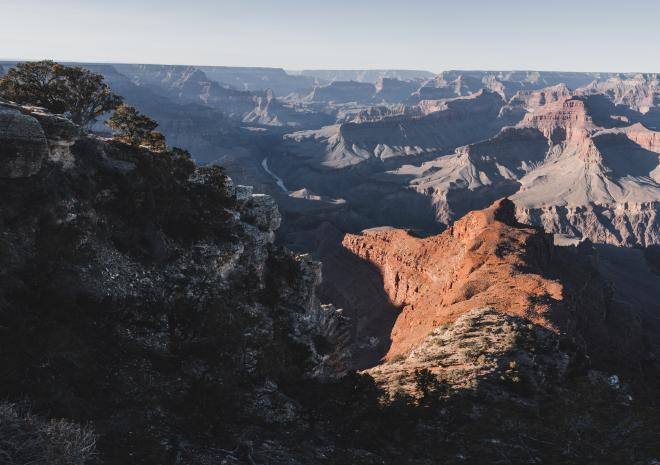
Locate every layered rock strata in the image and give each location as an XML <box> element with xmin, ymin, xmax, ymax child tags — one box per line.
<box><xmin>343</xmin><ymin>199</ymin><xmax>642</xmax><ymax>368</ymax></box>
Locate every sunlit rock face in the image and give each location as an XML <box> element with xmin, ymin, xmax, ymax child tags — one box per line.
<box><xmin>343</xmin><ymin>199</ymin><xmax>643</xmax><ymax>367</ymax></box>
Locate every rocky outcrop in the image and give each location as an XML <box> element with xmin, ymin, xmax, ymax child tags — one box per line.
<box><xmin>577</xmin><ymin>74</ymin><xmax>659</xmax><ymax>114</ymax></box>
<box><xmin>374</xmin><ymin>77</ymin><xmax>420</xmax><ymax>103</ymax></box>
<box><xmin>343</xmin><ymin>103</ymin><xmax>412</xmax><ymax>123</ymax></box>
<box><xmin>0</xmin><ymin>103</ymin><xmax>50</xmax><ymax>177</ymax></box>
<box><xmin>405</xmin><ymin>126</ymin><xmax>549</xmax><ymax>223</ymax></box>
<box><xmin>242</xmin><ymin>88</ymin><xmax>284</xmax><ymax>126</ymax></box>
<box><xmin>617</xmin><ymin>122</ymin><xmax>660</xmax><ymax>152</ymax></box>
<box><xmin>516</xmin><ymin>202</ymin><xmax>660</xmax><ymax>247</ymax></box>
<box><xmin>508</xmin><ymin>83</ymin><xmax>573</xmax><ymax>110</ymax></box>
<box><xmin>0</xmin><ymin>102</ymin><xmax>350</xmax><ymax>463</ymax></box>
<box><xmin>242</xmin><ymin>88</ymin><xmax>332</xmax><ymax>128</ymax></box>
<box><xmin>333</xmin><ymin>199</ymin><xmax>660</xmax><ymax>454</ymax></box>
<box><xmin>520</xmin><ymin>97</ymin><xmax>598</xmax><ymax>143</ymax></box>
<box><xmin>318</xmin><ymin>200</ymin><xmax>659</xmax><ymax>464</ymax></box>
<box><xmin>342</xmin><ymin>199</ymin><xmax>642</xmax><ymax>365</ymax></box>
<box><xmin>367</xmin><ymin>307</ymin><xmax>572</xmax><ymax>399</ymax></box>
<box><xmin>0</xmin><ymin>100</ymin><xmax>78</xmax><ymax>177</ymax></box>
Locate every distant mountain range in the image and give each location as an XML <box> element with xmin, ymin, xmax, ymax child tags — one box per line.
<box><xmin>2</xmin><ymin>61</ymin><xmax>659</xmax><ymax>249</ymax></box>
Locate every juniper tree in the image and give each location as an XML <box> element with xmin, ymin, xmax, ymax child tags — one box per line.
<box><xmin>0</xmin><ymin>60</ymin><xmax>122</xmax><ymax>127</ymax></box>
<box><xmin>107</xmin><ymin>104</ymin><xmax>167</xmax><ymax>151</ymax></box>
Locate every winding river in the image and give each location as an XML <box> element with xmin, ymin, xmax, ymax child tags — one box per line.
<box><xmin>261</xmin><ymin>158</ymin><xmax>289</xmax><ymax>193</ymax></box>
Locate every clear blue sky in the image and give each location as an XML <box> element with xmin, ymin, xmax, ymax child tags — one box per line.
<box><xmin>1</xmin><ymin>0</ymin><xmax>658</xmax><ymax>72</ymax></box>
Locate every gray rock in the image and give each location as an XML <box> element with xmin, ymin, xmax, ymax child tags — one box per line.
<box><xmin>241</xmin><ymin>193</ymin><xmax>282</xmax><ymax>232</ymax></box>
<box><xmin>30</xmin><ymin>109</ymin><xmax>79</xmax><ymax>166</ymax></box>
<box><xmin>235</xmin><ymin>184</ymin><xmax>254</xmax><ymax>202</ymax></box>
<box><xmin>0</xmin><ymin>105</ymin><xmax>49</xmax><ymax>178</ymax></box>
<box><xmin>30</xmin><ymin>109</ymin><xmax>79</xmax><ymax>143</ymax></box>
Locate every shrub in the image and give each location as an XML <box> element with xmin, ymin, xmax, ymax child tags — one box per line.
<box><xmin>107</xmin><ymin>104</ymin><xmax>167</xmax><ymax>150</ymax></box>
<box><xmin>0</xmin><ymin>402</ymin><xmax>96</xmax><ymax>465</ymax></box>
<box><xmin>414</xmin><ymin>368</ymin><xmax>448</xmax><ymax>405</ymax></box>
<box><xmin>143</xmin><ymin>130</ymin><xmax>167</xmax><ymax>152</ymax></box>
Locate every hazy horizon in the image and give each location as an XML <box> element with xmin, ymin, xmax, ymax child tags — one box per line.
<box><xmin>2</xmin><ymin>0</ymin><xmax>659</xmax><ymax>73</ymax></box>
<box><xmin>5</xmin><ymin>58</ymin><xmax>659</xmax><ymax>75</ymax></box>
<box><xmin>3</xmin><ymin>57</ymin><xmax>659</xmax><ymax>75</ymax></box>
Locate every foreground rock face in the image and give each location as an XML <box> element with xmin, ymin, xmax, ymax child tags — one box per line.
<box><xmin>0</xmin><ymin>101</ymin><xmax>350</xmax><ymax>463</ymax></box>
<box><xmin>0</xmin><ymin>99</ymin><xmax>79</xmax><ymax>177</ymax></box>
<box><xmin>0</xmin><ymin>103</ymin><xmax>49</xmax><ymax>177</ymax></box>
<box><xmin>343</xmin><ymin>199</ymin><xmax>643</xmax><ymax>365</ymax></box>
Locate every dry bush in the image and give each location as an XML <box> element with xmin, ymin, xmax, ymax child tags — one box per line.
<box><xmin>0</xmin><ymin>403</ymin><xmax>96</xmax><ymax>465</ymax></box>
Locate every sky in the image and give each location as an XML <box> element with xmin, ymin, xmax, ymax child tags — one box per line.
<box><xmin>1</xmin><ymin>0</ymin><xmax>659</xmax><ymax>73</ymax></box>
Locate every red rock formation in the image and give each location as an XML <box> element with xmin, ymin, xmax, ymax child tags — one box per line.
<box><xmin>342</xmin><ymin>199</ymin><xmax>638</xmax><ymax>361</ymax></box>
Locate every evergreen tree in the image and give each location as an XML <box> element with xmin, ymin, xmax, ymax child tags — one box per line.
<box><xmin>107</xmin><ymin>104</ymin><xmax>167</xmax><ymax>151</ymax></box>
<box><xmin>0</xmin><ymin>60</ymin><xmax>122</xmax><ymax>127</ymax></box>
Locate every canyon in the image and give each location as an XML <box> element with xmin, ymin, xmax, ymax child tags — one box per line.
<box><xmin>6</xmin><ymin>61</ymin><xmax>656</xmax><ymax>250</ymax></box>
<box><xmin>2</xmin><ymin>62</ymin><xmax>660</xmax><ymax>464</ymax></box>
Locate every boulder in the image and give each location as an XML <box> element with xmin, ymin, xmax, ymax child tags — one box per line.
<box><xmin>241</xmin><ymin>193</ymin><xmax>282</xmax><ymax>232</ymax></box>
<box><xmin>0</xmin><ymin>105</ymin><xmax>49</xmax><ymax>178</ymax></box>
<box><xmin>31</xmin><ymin>109</ymin><xmax>79</xmax><ymax>165</ymax></box>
